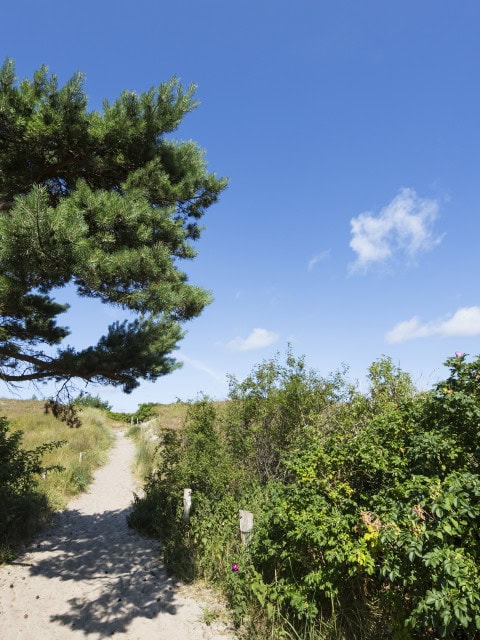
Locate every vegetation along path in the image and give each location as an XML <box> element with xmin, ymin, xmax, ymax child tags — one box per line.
<box><xmin>0</xmin><ymin>430</ymin><xmax>234</xmax><ymax>639</ymax></box>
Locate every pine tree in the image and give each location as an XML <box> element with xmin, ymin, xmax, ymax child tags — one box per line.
<box><xmin>0</xmin><ymin>59</ymin><xmax>227</xmax><ymax>393</ymax></box>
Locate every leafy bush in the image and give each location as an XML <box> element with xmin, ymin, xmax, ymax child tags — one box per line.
<box><xmin>74</xmin><ymin>393</ymin><xmax>112</xmax><ymax>411</ymax></box>
<box><xmin>108</xmin><ymin>401</ymin><xmax>159</xmax><ymax>424</ymax></box>
<box><xmin>129</xmin><ymin>352</ymin><xmax>480</xmax><ymax>639</ymax></box>
<box><xmin>224</xmin><ymin>350</ymin><xmax>349</xmax><ymax>485</ymax></box>
<box><xmin>0</xmin><ymin>416</ymin><xmax>64</xmax><ymax>559</ymax></box>
<box><xmin>128</xmin><ymin>397</ymin><xmax>239</xmax><ymax>579</ymax></box>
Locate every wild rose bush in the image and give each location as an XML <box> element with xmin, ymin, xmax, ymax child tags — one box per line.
<box><xmin>130</xmin><ymin>352</ymin><xmax>480</xmax><ymax>639</ymax></box>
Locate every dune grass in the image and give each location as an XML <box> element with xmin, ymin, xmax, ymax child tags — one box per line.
<box><xmin>127</xmin><ymin>402</ymin><xmax>189</xmax><ymax>481</ymax></box>
<box><xmin>0</xmin><ymin>398</ymin><xmax>115</xmax><ymax>560</ymax></box>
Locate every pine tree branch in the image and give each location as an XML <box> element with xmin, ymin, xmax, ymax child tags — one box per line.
<box><xmin>0</xmin><ymin>346</ymin><xmax>124</xmax><ymax>384</ymax></box>
<box><xmin>0</xmin><ymin>370</ymin><xmax>51</xmax><ymax>382</ymax></box>
<box><xmin>0</xmin><ymin>60</ymin><xmax>227</xmax><ymax>392</ymax></box>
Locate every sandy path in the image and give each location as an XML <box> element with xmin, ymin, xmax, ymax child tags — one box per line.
<box><xmin>0</xmin><ymin>431</ymin><xmax>234</xmax><ymax>639</ymax></box>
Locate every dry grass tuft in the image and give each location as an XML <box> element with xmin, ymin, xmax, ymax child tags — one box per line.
<box><xmin>0</xmin><ymin>398</ymin><xmax>115</xmax><ymax>510</ymax></box>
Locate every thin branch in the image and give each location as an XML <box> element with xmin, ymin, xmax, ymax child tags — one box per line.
<box><xmin>0</xmin><ymin>371</ymin><xmax>50</xmax><ymax>382</ymax></box>
<box><xmin>0</xmin><ymin>347</ymin><xmax>131</xmax><ymax>386</ymax></box>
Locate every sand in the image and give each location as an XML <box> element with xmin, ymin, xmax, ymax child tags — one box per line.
<box><xmin>0</xmin><ymin>430</ymin><xmax>235</xmax><ymax>639</ymax></box>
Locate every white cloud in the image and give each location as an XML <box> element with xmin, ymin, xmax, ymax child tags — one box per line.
<box><xmin>308</xmin><ymin>250</ymin><xmax>330</xmax><ymax>271</ymax></box>
<box><xmin>385</xmin><ymin>317</ymin><xmax>430</xmax><ymax>343</ymax></box>
<box><xmin>349</xmin><ymin>188</ymin><xmax>442</xmax><ymax>272</ymax></box>
<box><xmin>386</xmin><ymin>306</ymin><xmax>480</xmax><ymax>343</ymax></box>
<box><xmin>227</xmin><ymin>328</ymin><xmax>279</xmax><ymax>352</ymax></box>
<box><xmin>440</xmin><ymin>307</ymin><xmax>480</xmax><ymax>336</ymax></box>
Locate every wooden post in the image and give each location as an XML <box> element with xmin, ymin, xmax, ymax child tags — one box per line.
<box><xmin>79</xmin><ymin>452</ymin><xmax>84</xmax><ymax>464</ymax></box>
<box><xmin>183</xmin><ymin>488</ymin><xmax>192</xmax><ymax>522</ymax></box>
<box><xmin>239</xmin><ymin>510</ymin><xmax>254</xmax><ymax>545</ymax></box>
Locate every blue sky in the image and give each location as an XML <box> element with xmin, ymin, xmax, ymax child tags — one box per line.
<box><xmin>2</xmin><ymin>1</ymin><xmax>480</xmax><ymax>410</ymax></box>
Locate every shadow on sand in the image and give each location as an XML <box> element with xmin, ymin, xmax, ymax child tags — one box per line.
<box><xmin>11</xmin><ymin>505</ymin><xmax>186</xmax><ymax>636</ymax></box>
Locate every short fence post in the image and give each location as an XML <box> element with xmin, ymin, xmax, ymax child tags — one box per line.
<box><xmin>239</xmin><ymin>510</ymin><xmax>254</xmax><ymax>545</ymax></box>
<box><xmin>79</xmin><ymin>452</ymin><xmax>84</xmax><ymax>464</ymax></box>
<box><xmin>183</xmin><ymin>488</ymin><xmax>192</xmax><ymax>522</ymax></box>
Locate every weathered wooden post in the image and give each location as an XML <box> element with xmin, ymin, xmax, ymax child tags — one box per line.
<box><xmin>183</xmin><ymin>488</ymin><xmax>192</xmax><ymax>522</ymax></box>
<box><xmin>79</xmin><ymin>452</ymin><xmax>84</xmax><ymax>464</ymax></box>
<box><xmin>239</xmin><ymin>510</ymin><xmax>254</xmax><ymax>545</ymax></box>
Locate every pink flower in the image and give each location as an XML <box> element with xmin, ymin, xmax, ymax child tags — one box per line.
<box><xmin>231</xmin><ymin>562</ymin><xmax>239</xmax><ymax>573</ymax></box>
<box><xmin>455</xmin><ymin>352</ymin><xmax>463</xmax><ymax>358</ymax></box>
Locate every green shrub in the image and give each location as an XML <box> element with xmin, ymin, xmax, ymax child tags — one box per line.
<box><xmin>74</xmin><ymin>393</ymin><xmax>112</xmax><ymax>411</ymax></box>
<box><xmin>108</xmin><ymin>401</ymin><xmax>159</xmax><ymax>424</ymax></box>
<box><xmin>129</xmin><ymin>352</ymin><xmax>480</xmax><ymax>639</ymax></box>
<box><xmin>0</xmin><ymin>416</ymin><xmax>64</xmax><ymax>560</ymax></box>
<box><xmin>128</xmin><ymin>397</ymin><xmax>240</xmax><ymax>578</ymax></box>
<box><xmin>68</xmin><ymin>464</ymin><xmax>92</xmax><ymax>492</ymax></box>
<box><xmin>224</xmin><ymin>349</ymin><xmax>348</xmax><ymax>485</ymax></box>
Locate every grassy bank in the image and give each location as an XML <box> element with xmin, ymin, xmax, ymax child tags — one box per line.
<box><xmin>0</xmin><ymin>398</ymin><xmax>115</xmax><ymax>562</ymax></box>
<box><xmin>127</xmin><ymin>402</ymin><xmax>190</xmax><ymax>482</ymax></box>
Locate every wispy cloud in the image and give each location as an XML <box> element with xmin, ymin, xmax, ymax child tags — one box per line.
<box><xmin>386</xmin><ymin>306</ymin><xmax>480</xmax><ymax>343</ymax></box>
<box><xmin>178</xmin><ymin>353</ymin><xmax>225</xmax><ymax>382</ymax></box>
<box><xmin>308</xmin><ymin>250</ymin><xmax>330</xmax><ymax>271</ymax></box>
<box><xmin>226</xmin><ymin>328</ymin><xmax>279</xmax><ymax>352</ymax></box>
<box><xmin>349</xmin><ymin>188</ymin><xmax>442</xmax><ymax>272</ymax></box>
